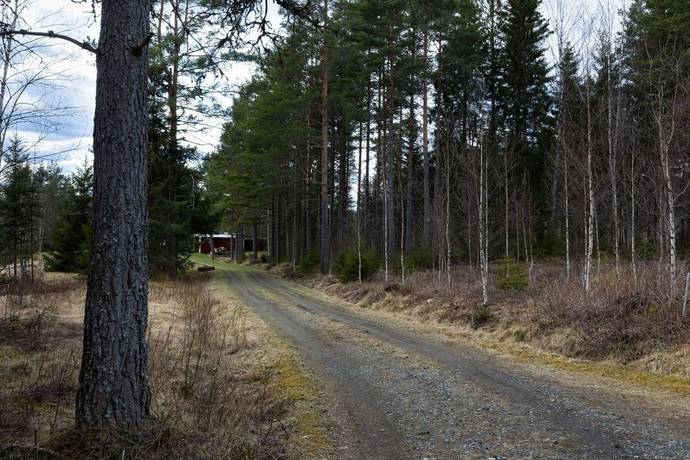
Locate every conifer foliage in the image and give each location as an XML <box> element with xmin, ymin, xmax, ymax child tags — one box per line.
<box><xmin>205</xmin><ymin>0</ymin><xmax>690</xmax><ymax>294</ymax></box>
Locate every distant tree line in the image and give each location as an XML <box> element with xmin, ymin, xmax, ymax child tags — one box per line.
<box><xmin>0</xmin><ymin>0</ymin><xmax>227</xmax><ymax>279</ymax></box>
<box><xmin>0</xmin><ymin>137</ymin><xmax>92</xmax><ymax>280</ymax></box>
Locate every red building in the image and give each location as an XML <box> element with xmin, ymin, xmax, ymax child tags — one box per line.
<box><xmin>197</xmin><ymin>234</ymin><xmax>267</xmax><ymax>256</ymax></box>
<box><xmin>198</xmin><ymin>234</ymin><xmax>235</xmax><ymax>255</ymax></box>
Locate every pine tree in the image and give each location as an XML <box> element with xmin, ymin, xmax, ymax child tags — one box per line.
<box><xmin>32</xmin><ymin>163</ymin><xmax>66</xmax><ymax>254</ymax></box>
<box><xmin>500</xmin><ymin>0</ymin><xmax>552</xmax><ymax>233</ymax></box>
<box><xmin>622</xmin><ymin>0</ymin><xmax>690</xmax><ymax>281</ymax></box>
<box><xmin>44</xmin><ymin>163</ymin><xmax>93</xmax><ymax>273</ymax></box>
<box><xmin>0</xmin><ymin>137</ymin><xmax>35</xmax><ymax>279</ymax></box>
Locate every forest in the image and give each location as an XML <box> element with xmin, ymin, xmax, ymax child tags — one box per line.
<box><xmin>1</xmin><ymin>0</ymin><xmax>690</xmax><ymax>458</ymax></box>
<box><xmin>206</xmin><ymin>0</ymin><xmax>690</xmax><ymax>302</ymax></box>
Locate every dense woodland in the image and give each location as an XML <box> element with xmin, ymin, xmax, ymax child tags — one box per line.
<box><xmin>2</xmin><ymin>0</ymin><xmax>688</xmax><ymax>289</ymax></box>
<box><xmin>0</xmin><ymin>0</ymin><xmax>689</xmax><ymax>437</ymax></box>
<box><xmin>205</xmin><ymin>0</ymin><xmax>690</xmax><ymax>299</ymax></box>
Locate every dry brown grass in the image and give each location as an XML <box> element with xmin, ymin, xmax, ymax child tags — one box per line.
<box><xmin>533</xmin><ymin>263</ymin><xmax>690</xmax><ymax>362</ymax></box>
<box><xmin>301</xmin><ymin>261</ymin><xmax>690</xmax><ymax>374</ymax></box>
<box><xmin>0</xmin><ymin>273</ymin><xmax>297</xmax><ymax>459</ymax></box>
<box><xmin>0</xmin><ymin>275</ymin><xmax>84</xmax><ymax>458</ymax></box>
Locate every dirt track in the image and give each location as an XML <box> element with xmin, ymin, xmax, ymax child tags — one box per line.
<box><xmin>221</xmin><ymin>266</ymin><xmax>690</xmax><ymax>459</ymax></box>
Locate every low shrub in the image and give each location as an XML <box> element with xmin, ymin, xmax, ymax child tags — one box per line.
<box><xmin>299</xmin><ymin>252</ymin><xmax>320</xmax><ymax>274</ymax></box>
<box><xmin>513</xmin><ymin>328</ymin><xmax>527</xmax><ymax>342</ymax></box>
<box><xmin>495</xmin><ymin>259</ymin><xmax>529</xmax><ymax>291</ymax></box>
<box><xmin>636</xmin><ymin>237</ymin><xmax>657</xmax><ymax>261</ymax></box>
<box><xmin>469</xmin><ymin>304</ymin><xmax>494</xmax><ymax>329</ymax></box>
<box><xmin>404</xmin><ymin>248</ymin><xmax>434</xmax><ymax>272</ymax></box>
<box><xmin>333</xmin><ymin>249</ymin><xmax>379</xmax><ymax>283</ymax></box>
<box><xmin>533</xmin><ymin>265</ymin><xmax>690</xmax><ymax>361</ymax></box>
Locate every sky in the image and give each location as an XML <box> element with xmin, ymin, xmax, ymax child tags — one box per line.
<box><xmin>10</xmin><ymin>0</ymin><xmax>625</xmax><ymax>173</ymax></box>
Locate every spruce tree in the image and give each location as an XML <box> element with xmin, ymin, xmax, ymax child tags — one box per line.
<box><xmin>500</xmin><ymin>0</ymin><xmax>552</xmax><ymax>231</ymax></box>
<box><xmin>44</xmin><ymin>162</ymin><xmax>93</xmax><ymax>273</ymax></box>
<box><xmin>0</xmin><ymin>137</ymin><xmax>35</xmax><ymax>279</ymax></box>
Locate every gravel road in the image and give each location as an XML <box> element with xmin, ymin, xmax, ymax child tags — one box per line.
<box><xmin>222</xmin><ymin>267</ymin><xmax>690</xmax><ymax>459</ymax></box>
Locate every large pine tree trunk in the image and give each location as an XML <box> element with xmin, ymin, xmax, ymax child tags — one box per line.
<box><xmin>405</xmin><ymin>86</ymin><xmax>415</xmax><ymax>254</ymax></box>
<box><xmin>76</xmin><ymin>0</ymin><xmax>152</xmax><ymax>429</ymax></box>
<box><xmin>252</xmin><ymin>222</ymin><xmax>258</xmax><ymax>261</ymax></box>
<box><xmin>631</xmin><ymin>140</ymin><xmax>637</xmax><ymax>287</ymax></box>
<box><xmin>357</xmin><ymin>121</ymin><xmax>363</xmax><ymax>282</ymax></box>
<box><xmin>405</xmin><ymin>34</ymin><xmax>416</xmax><ymax>254</ymax></box>
<box><xmin>421</xmin><ymin>28</ymin><xmax>431</xmax><ymax>249</ymax></box>
<box><xmin>363</xmin><ymin>85</ymin><xmax>371</xmax><ymax>238</ymax></box>
<box><xmin>305</xmin><ymin>118</ymin><xmax>312</xmax><ymax>254</ymax></box>
<box><xmin>169</xmin><ymin>0</ymin><xmax>180</xmax><ymax>154</ymax></box>
<box><xmin>337</xmin><ymin>113</ymin><xmax>348</xmax><ymax>250</ymax></box>
<box><xmin>319</xmin><ymin>0</ymin><xmax>330</xmax><ymax>274</ymax></box>
<box><xmin>384</xmin><ymin>59</ymin><xmax>396</xmax><ymax>281</ymax></box>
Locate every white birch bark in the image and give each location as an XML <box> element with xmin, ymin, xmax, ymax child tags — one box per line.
<box><xmin>607</xmin><ymin>43</ymin><xmax>621</xmax><ymax>277</ymax></box>
<box><xmin>631</xmin><ymin>142</ymin><xmax>638</xmax><ymax>288</ymax></box>
<box><xmin>357</xmin><ymin>122</ymin><xmax>363</xmax><ymax>283</ymax></box>
<box><xmin>479</xmin><ymin>134</ymin><xmax>489</xmax><ymax>306</ymax></box>
<box><xmin>446</xmin><ymin>142</ymin><xmax>451</xmax><ymax>291</ymax></box>
<box><xmin>585</xmin><ymin>82</ymin><xmax>594</xmax><ymax>293</ymax></box>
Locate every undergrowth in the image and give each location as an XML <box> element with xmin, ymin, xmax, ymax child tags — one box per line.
<box><xmin>303</xmin><ymin>261</ymin><xmax>690</xmax><ymax>371</ymax></box>
<box><xmin>0</xmin><ymin>273</ymin><xmax>295</xmax><ymax>459</ymax></box>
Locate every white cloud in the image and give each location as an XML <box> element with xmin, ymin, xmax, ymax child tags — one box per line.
<box><xmin>17</xmin><ymin>0</ymin><xmax>273</xmax><ymax>170</ymax></box>
<box><xmin>16</xmin><ymin>0</ymin><xmax>626</xmax><ymax>173</ymax></box>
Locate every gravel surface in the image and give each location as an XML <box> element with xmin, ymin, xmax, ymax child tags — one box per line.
<box><xmin>222</xmin><ymin>267</ymin><xmax>690</xmax><ymax>459</ymax></box>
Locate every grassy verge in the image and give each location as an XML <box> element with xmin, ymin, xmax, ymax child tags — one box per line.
<box><xmin>476</xmin><ymin>337</ymin><xmax>690</xmax><ymax>395</ymax></box>
<box><xmin>295</xmin><ymin>262</ymin><xmax>690</xmax><ymax>395</ymax></box>
<box><xmin>191</xmin><ymin>253</ymin><xmax>332</xmax><ymax>457</ymax></box>
<box><xmin>0</xmin><ymin>268</ymin><xmax>301</xmax><ymax>459</ymax></box>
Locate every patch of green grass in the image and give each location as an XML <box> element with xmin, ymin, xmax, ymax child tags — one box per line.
<box><xmin>482</xmin><ymin>339</ymin><xmax>690</xmax><ymax>395</ymax></box>
<box><xmin>189</xmin><ymin>253</ymin><xmax>249</xmax><ymax>274</ymax></box>
<box><xmin>275</xmin><ymin>355</ymin><xmax>331</xmax><ymax>453</ymax></box>
<box><xmin>513</xmin><ymin>328</ymin><xmax>527</xmax><ymax>342</ymax></box>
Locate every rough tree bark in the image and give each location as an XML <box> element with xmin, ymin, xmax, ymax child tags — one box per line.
<box><xmin>631</xmin><ymin>137</ymin><xmax>638</xmax><ymax>288</ymax></box>
<box><xmin>405</xmin><ymin>33</ymin><xmax>416</xmax><ymax>254</ymax></box>
<box><xmin>357</xmin><ymin>121</ymin><xmax>363</xmax><ymax>283</ymax></box>
<box><xmin>305</xmin><ymin>117</ymin><xmax>312</xmax><ymax>253</ymax></box>
<box><xmin>659</xmin><ymin>115</ymin><xmax>676</xmax><ymax>283</ymax></box>
<box><xmin>384</xmin><ymin>56</ymin><xmax>396</xmax><ymax>283</ymax></box>
<box><xmin>363</xmin><ymin>79</ymin><xmax>371</xmax><ymax>238</ymax></box>
<box><xmin>337</xmin><ymin>112</ymin><xmax>348</xmax><ymax>250</ymax></box>
<box><xmin>421</xmin><ymin>28</ymin><xmax>431</xmax><ymax>249</ymax></box>
<box><xmin>76</xmin><ymin>0</ymin><xmax>152</xmax><ymax>429</ymax></box>
<box><xmin>252</xmin><ymin>222</ymin><xmax>258</xmax><ymax>261</ymax></box>
<box><xmin>319</xmin><ymin>0</ymin><xmax>330</xmax><ymax>274</ymax></box>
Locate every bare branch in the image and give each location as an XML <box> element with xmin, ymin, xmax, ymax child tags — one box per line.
<box><xmin>0</xmin><ymin>29</ymin><xmax>97</xmax><ymax>54</ymax></box>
